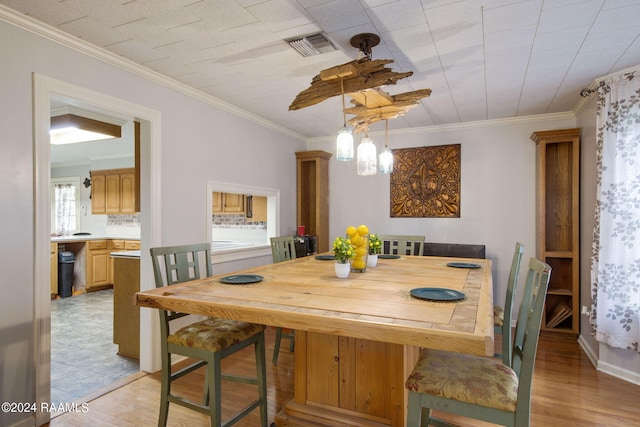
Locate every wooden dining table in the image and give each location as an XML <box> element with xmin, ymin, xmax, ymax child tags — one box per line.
<box><xmin>136</xmin><ymin>253</ymin><xmax>493</xmax><ymax>427</ymax></box>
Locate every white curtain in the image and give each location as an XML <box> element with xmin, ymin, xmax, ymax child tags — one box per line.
<box><xmin>590</xmin><ymin>70</ymin><xmax>640</xmax><ymax>351</ymax></box>
<box><xmin>54</xmin><ymin>183</ymin><xmax>76</xmax><ymax>235</ymax></box>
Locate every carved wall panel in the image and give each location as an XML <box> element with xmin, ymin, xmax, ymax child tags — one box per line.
<box><xmin>390</xmin><ymin>144</ymin><xmax>461</xmax><ymax>218</ymax></box>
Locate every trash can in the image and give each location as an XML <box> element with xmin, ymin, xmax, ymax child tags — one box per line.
<box><xmin>58</xmin><ymin>251</ymin><xmax>75</xmax><ymax>298</ymax></box>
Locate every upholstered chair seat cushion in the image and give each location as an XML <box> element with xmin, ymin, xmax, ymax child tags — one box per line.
<box><xmin>494</xmin><ymin>305</ymin><xmax>505</xmax><ymax>327</ymax></box>
<box><xmin>405</xmin><ymin>348</ymin><xmax>518</xmax><ymax>413</ymax></box>
<box><xmin>168</xmin><ymin>318</ymin><xmax>265</xmax><ymax>352</ymax></box>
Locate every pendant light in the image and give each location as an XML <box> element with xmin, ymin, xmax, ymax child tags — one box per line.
<box><xmin>357</xmin><ymin>131</ymin><xmax>377</xmax><ymax>176</ymax></box>
<box><xmin>336</xmin><ymin>78</ymin><xmax>354</xmax><ymax>161</ymax></box>
<box><xmin>379</xmin><ymin>120</ymin><xmax>393</xmax><ymax>174</ymax></box>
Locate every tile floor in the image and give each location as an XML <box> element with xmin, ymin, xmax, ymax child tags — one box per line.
<box><xmin>50</xmin><ymin>289</ymin><xmax>139</xmax><ymax>404</ymax></box>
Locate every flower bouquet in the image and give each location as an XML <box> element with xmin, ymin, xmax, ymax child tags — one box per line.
<box><xmin>368</xmin><ymin>233</ymin><xmax>381</xmax><ymax>267</ymax></box>
<box><xmin>369</xmin><ymin>234</ymin><xmax>382</xmax><ymax>255</ymax></box>
<box><xmin>333</xmin><ymin>236</ymin><xmax>355</xmax><ymax>263</ymax></box>
<box><xmin>332</xmin><ymin>236</ymin><xmax>355</xmax><ymax>278</ymax></box>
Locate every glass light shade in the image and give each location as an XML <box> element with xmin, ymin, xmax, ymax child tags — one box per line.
<box><xmin>379</xmin><ymin>146</ymin><xmax>393</xmax><ymax>174</ymax></box>
<box><xmin>357</xmin><ymin>137</ymin><xmax>377</xmax><ymax>176</ymax></box>
<box><xmin>336</xmin><ymin>127</ymin><xmax>354</xmax><ymax>161</ymax></box>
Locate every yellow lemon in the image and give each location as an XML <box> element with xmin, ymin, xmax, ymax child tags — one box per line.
<box><xmin>352</xmin><ymin>260</ymin><xmax>366</xmax><ymax>270</ymax></box>
<box><xmin>355</xmin><ymin>247</ymin><xmax>367</xmax><ymax>257</ymax></box>
<box><xmin>357</xmin><ymin>224</ymin><xmax>369</xmax><ymax>235</ymax></box>
<box><xmin>351</xmin><ymin>235</ymin><xmax>363</xmax><ymax>247</ymax></box>
<box><xmin>346</xmin><ymin>226</ymin><xmax>357</xmax><ymax>237</ymax></box>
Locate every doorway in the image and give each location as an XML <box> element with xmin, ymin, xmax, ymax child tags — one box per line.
<box><xmin>33</xmin><ymin>74</ymin><xmax>162</xmax><ymax>425</ymax></box>
<box><xmin>49</xmin><ymin>96</ymin><xmax>139</xmax><ymax>405</ymax></box>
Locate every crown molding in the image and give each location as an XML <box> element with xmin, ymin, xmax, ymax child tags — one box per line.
<box><xmin>0</xmin><ymin>5</ymin><xmax>307</xmax><ymax>143</ymax></box>
<box><xmin>307</xmin><ymin>111</ymin><xmax>577</xmax><ymax>144</ymax></box>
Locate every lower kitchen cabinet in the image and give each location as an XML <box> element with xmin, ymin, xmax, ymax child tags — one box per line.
<box><xmin>112</xmin><ymin>256</ymin><xmax>140</xmax><ymax>359</ymax></box>
<box><xmin>86</xmin><ymin>240</ymin><xmax>111</xmax><ymax>290</ymax></box>
<box><xmin>50</xmin><ymin>243</ymin><xmax>58</xmax><ymax>295</ymax></box>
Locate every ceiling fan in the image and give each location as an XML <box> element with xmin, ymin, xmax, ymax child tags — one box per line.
<box><xmin>289</xmin><ymin>33</ymin><xmax>432</xmax><ymax>134</ymax></box>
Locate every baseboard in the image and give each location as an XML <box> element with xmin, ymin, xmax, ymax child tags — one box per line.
<box><xmin>577</xmin><ymin>334</ymin><xmax>598</xmax><ymax>368</ymax></box>
<box><xmin>578</xmin><ymin>334</ymin><xmax>640</xmax><ymax>386</ymax></box>
<box><xmin>7</xmin><ymin>415</ymin><xmax>35</xmax><ymax>427</ymax></box>
<box><xmin>597</xmin><ymin>360</ymin><xmax>640</xmax><ymax>387</ymax></box>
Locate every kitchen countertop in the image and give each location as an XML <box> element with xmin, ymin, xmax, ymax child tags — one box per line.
<box><xmin>51</xmin><ymin>235</ymin><xmax>140</xmax><ymax>243</ymax></box>
<box><xmin>110</xmin><ymin>250</ymin><xmax>140</xmax><ymax>259</ymax></box>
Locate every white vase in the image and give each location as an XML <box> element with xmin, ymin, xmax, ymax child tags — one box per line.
<box><xmin>335</xmin><ymin>262</ymin><xmax>350</xmax><ymax>278</ymax></box>
<box><xmin>367</xmin><ymin>254</ymin><xmax>378</xmax><ymax>267</ymax></box>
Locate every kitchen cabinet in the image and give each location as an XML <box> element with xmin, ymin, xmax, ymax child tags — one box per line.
<box><xmin>251</xmin><ymin>196</ymin><xmax>267</xmax><ymax>222</ymax></box>
<box><xmin>112</xmin><ymin>255</ymin><xmax>140</xmax><ymax>359</ymax></box>
<box><xmin>531</xmin><ymin>128</ymin><xmax>580</xmax><ymax>334</ymax></box>
<box><xmin>91</xmin><ymin>168</ymin><xmax>139</xmax><ymax>214</ymax></box>
<box><xmin>86</xmin><ymin>240</ymin><xmax>111</xmax><ymax>290</ymax></box>
<box><xmin>109</xmin><ymin>240</ymin><xmax>140</xmax><ymax>281</ymax></box>
<box><xmin>119</xmin><ymin>170</ymin><xmax>137</xmax><ymax>213</ymax></box>
<box><xmin>296</xmin><ymin>150</ymin><xmax>332</xmax><ymax>252</ymax></box>
<box><xmin>50</xmin><ymin>242</ymin><xmax>58</xmax><ymax>295</ymax></box>
<box><xmin>212</xmin><ymin>192</ymin><xmax>245</xmax><ymax>214</ymax></box>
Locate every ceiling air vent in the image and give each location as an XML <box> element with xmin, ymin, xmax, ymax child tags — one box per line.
<box><xmin>288</xmin><ymin>33</ymin><xmax>336</xmax><ymax>57</ymax></box>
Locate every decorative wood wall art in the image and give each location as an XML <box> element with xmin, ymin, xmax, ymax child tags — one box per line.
<box><xmin>390</xmin><ymin>144</ymin><xmax>461</xmax><ymax>218</ymax></box>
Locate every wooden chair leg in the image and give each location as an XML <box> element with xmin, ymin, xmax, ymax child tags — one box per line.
<box><xmin>288</xmin><ymin>331</ymin><xmax>295</xmax><ymax>352</ymax></box>
<box><xmin>256</xmin><ymin>332</ymin><xmax>268</xmax><ymax>427</ymax></box>
<box><xmin>207</xmin><ymin>354</ymin><xmax>222</xmax><ymax>427</ymax></box>
<box><xmin>158</xmin><ymin>351</ymin><xmax>170</xmax><ymax>427</ymax></box>
<box><xmin>407</xmin><ymin>392</ymin><xmax>422</xmax><ymax>427</ymax></box>
<box><xmin>272</xmin><ymin>327</ymin><xmax>283</xmax><ymax>365</ymax></box>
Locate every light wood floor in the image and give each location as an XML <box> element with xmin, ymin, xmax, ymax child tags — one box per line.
<box><xmin>46</xmin><ymin>328</ymin><xmax>640</xmax><ymax>427</ymax></box>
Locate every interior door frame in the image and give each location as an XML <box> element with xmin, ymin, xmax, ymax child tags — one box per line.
<box><xmin>33</xmin><ymin>74</ymin><xmax>162</xmax><ymax>425</ymax></box>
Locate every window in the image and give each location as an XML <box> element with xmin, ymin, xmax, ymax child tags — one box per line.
<box><xmin>51</xmin><ymin>177</ymin><xmax>80</xmax><ymax>235</ymax></box>
<box><xmin>206</xmin><ymin>181</ymin><xmax>279</xmax><ymax>259</ymax></box>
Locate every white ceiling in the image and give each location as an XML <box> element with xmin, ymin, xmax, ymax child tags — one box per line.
<box><xmin>4</xmin><ymin>0</ymin><xmax>640</xmax><ymax>143</ymax></box>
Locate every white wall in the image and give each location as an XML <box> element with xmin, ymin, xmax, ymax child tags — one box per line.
<box><xmin>0</xmin><ymin>14</ymin><xmax>304</xmax><ymax>427</ymax></box>
<box><xmin>310</xmin><ymin>114</ymin><xmax>577</xmax><ymax>310</ymax></box>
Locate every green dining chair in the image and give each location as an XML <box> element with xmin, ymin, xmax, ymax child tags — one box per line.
<box><xmin>269</xmin><ymin>236</ymin><xmax>296</xmax><ymax>364</ymax></box>
<box><xmin>150</xmin><ymin>243</ymin><xmax>268</xmax><ymax>427</ymax></box>
<box><xmin>494</xmin><ymin>242</ymin><xmax>525</xmax><ymax>366</ymax></box>
<box><xmin>405</xmin><ymin>257</ymin><xmax>551</xmax><ymax>427</ymax></box>
<box><xmin>380</xmin><ymin>234</ymin><xmax>425</xmax><ymax>256</ymax></box>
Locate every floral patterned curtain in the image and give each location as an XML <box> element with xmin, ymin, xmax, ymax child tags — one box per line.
<box><xmin>590</xmin><ymin>70</ymin><xmax>640</xmax><ymax>351</ymax></box>
<box><xmin>54</xmin><ymin>183</ymin><xmax>76</xmax><ymax>235</ymax></box>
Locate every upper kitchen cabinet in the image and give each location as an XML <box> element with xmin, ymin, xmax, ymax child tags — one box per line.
<box><xmin>251</xmin><ymin>196</ymin><xmax>267</xmax><ymax>222</ymax></box>
<box><xmin>91</xmin><ymin>168</ymin><xmax>139</xmax><ymax>214</ymax></box>
<box><xmin>212</xmin><ymin>192</ymin><xmax>245</xmax><ymax>215</ymax></box>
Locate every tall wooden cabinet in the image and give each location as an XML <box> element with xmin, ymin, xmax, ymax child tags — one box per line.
<box><xmin>531</xmin><ymin>128</ymin><xmax>580</xmax><ymax>334</ymax></box>
<box><xmin>296</xmin><ymin>151</ymin><xmax>332</xmax><ymax>253</ymax></box>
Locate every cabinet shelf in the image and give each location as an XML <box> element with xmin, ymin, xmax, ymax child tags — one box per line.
<box><xmin>531</xmin><ymin>128</ymin><xmax>580</xmax><ymax>335</ymax></box>
<box><xmin>548</xmin><ymin>289</ymin><xmax>573</xmax><ymax>296</ymax></box>
<box><xmin>543</xmin><ymin>250</ymin><xmax>574</xmax><ymax>258</ymax></box>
